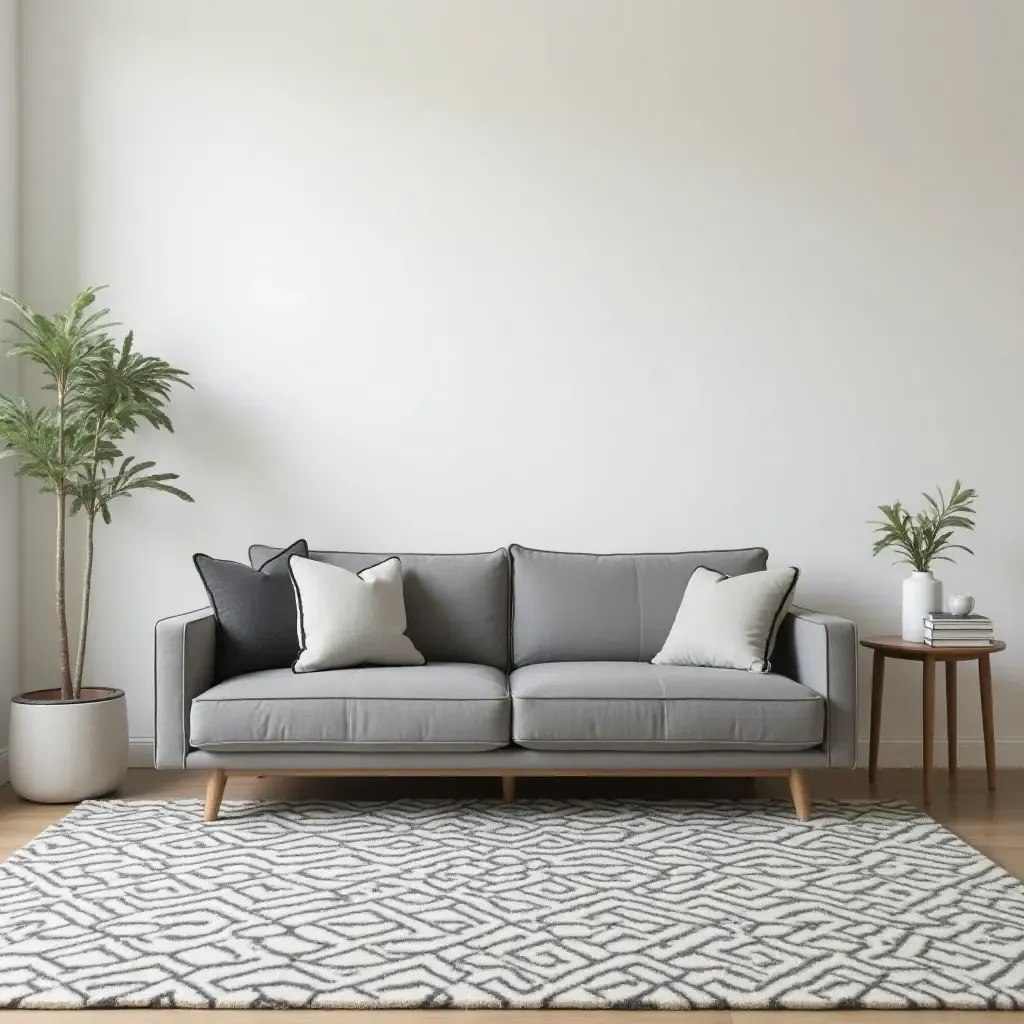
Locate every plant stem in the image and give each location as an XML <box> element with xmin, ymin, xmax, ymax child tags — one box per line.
<box><xmin>73</xmin><ymin>510</ymin><xmax>96</xmax><ymax>700</ymax></box>
<box><xmin>55</xmin><ymin>377</ymin><xmax>72</xmax><ymax>701</ymax></box>
<box><xmin>72</xmin><ymin>416</ymin><xmax>105</xmax><ymax>698</ymax></box>
<box><xmin>54</xmin><ymin>484</ymin><xmax>72</xmax><ymax>701</ymax></box>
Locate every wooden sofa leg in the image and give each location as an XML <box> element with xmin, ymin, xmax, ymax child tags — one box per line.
<box><xmin>502</xmin><ymin>776</ymin><xmax>516</xmax><ymax>803</ymax></box>
<box><xmin>789</xmin><ymin>769</ymin><xmax>811</xmax><ymax>821</ymax></box>
<box><xmin>204</xmin><ymin>770</ymin><xmax>227</xmax><ymax>821</ymax></box>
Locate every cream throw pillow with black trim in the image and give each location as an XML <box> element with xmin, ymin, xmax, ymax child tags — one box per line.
<box><xmin>289</xmin><ymin>555</ymin><xmax>425</xmax><ymax>672</ymax></box>
<box><xmin>653</xmin><ymin>566</ymin><xmax>800</xmax><ymax>672</ymax></box>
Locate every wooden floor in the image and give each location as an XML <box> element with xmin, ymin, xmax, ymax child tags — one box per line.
<box><xmin>1</xmin><ymin>766</ymin><xmax>1023</xmax><ymax>1022</ymax></box>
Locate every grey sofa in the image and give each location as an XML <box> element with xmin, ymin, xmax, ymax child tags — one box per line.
<box><xmin>155</xmin><ymin>544</ymin><xmax>858</xmax><ymax>821</ymax></box>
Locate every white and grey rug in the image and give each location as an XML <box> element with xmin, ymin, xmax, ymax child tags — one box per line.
<box><xmin>0</xmin><ymin>797</ymin><xmax>1022</xmax><ymax>1009</ymax></box>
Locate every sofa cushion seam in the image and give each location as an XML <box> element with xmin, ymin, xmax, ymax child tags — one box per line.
<box><xmin>192</xmin><ymin>741</ymin><xmax>508</xmax><ymax>748</ymax></box>
<box><xmin>509</xmin><ymin>695</ymin><xmax>821</xmax><ymax>703</ymax></box>
<box><xmin>510</xmin><ymin>739</ymin><xmax>823</xmax><ymax>747</ymax></box>
<box><xmin>195</xmin><ymin>695</ymin><xmax>511</xmax><ymax>703</ymax></box>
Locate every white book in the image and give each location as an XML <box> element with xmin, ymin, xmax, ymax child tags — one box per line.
<box><xmin>924</xmin><ymin>637</ymin><xmax>994</xmax><ymax>647</ymax></box>
<box><xmin>921</xmin><ymin>622</ymin><xmax>991</xmax><ymax>630</ymax></box>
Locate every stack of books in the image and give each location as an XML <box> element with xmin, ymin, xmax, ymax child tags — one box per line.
<box><xmin>923</xmin><ymin>612</ymin><xmax>995</xmax><ymax>647</ymax></box>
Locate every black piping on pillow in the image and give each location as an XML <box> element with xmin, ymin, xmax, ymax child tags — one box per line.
<box><xmin>287</xmin><ymin>554</ymin><xmax>397</xmax><ymax>668</ymax></box>
<box><xmin>193</xmin><ymin>538</ymin><xmax>309</xmax><ymax>680</ymax></box>
<box><xmin>693</xmin><ymin>563</ymin><xmax>800</xmax><ymax>672</ymax></box>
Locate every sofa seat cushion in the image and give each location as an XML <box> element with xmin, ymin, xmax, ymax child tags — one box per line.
<box><xmin>190</xmin><ymin>664</ymin><xmax>510</xmax><ymax>752</ymax></box>
<box><xmin>509</xmin><ymin>662</ymin><xmax>823</xmax><ymax>751</ymax></box>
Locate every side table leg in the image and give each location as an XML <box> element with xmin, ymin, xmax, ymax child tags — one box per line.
<box><xmin>979</xmin><ymin>654</ymin><xmax>997</xmax><ymax>792</ymax></box>
<box><xmin>869</xmin><ymin>651</ymin><xmax>885</xmax><ymax>786</ymax></box>
<box><xmin>945</xmin><ymin>661</ymin><xmax>958</xmax><ymax>778</ymax></box>
<box><xmin>922</xmin><ymin>657</ymin><xmax>935</xmax><ymax>805</ymax></box>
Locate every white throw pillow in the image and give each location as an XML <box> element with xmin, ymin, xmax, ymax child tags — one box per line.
<box><xmin>652</xmin><ymin>566</ymin><xmax>800</xmax><ymax>672</ymax></box>
<box><xmin>289</xmin><ymin>556</ymin><xmax>425</xmax><ymax>672</ymax></box>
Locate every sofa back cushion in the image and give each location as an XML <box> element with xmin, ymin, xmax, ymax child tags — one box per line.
<box><xmin>249</xmin><ymin>546</ymin><xmax>509</xmax><ymax>669</ymax></box>
<box><xmin>510</xmin><ymin>545</ymin><xmax>769</xmax><ymax>667</ymax></box>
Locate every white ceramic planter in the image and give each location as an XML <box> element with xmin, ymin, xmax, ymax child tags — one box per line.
<box><xmin>902</xmin><ymin>571</ymin><xmax>943</xmax><ymax>642</ymax></box>
<box><xmin>9</xmin><ymin>687</ymin><xmax>128</xmax><ymax>803</ymax></box>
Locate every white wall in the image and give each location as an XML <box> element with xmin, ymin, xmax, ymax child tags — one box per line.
<box><xmin>17</xmin><ymin>0</ymin><xmax>1024</xmax><ymax>766</ymax></box>
<box><xmin>0</xmin><ymin>0</ymin><xmax>19</xmax><ymax>782</ymax></box>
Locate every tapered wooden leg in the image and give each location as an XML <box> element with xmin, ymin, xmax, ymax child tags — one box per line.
<box><xmin>945</xmin><ymin>661</ymin><xmax>958</xmax><ymax>777</ymax></box>
<box><xmin>922</xmin><ymin>657</ymin><xmax>935</xmax><ymax>804</ymax></box>
<box><xmin>979</xmin><ymin>654</ymin><xmax>997</xmax><ymax>792</ymax></box>
<box><xmin>502</xmin><ymin>776</ymin><xmax>516</xmax><ymax>803</ymax></box>
<box><xmin>204</xmin><ymin>770</ymin><xmax>227</xmax><ymax>821</ymax></box>
<box><xmin>868</xmin><ymin>651</ymin><xmax>885</xmax><ymax>786</ymax></box>
<box><xmin>788</xmin><ymin>769</ymin><xmax>811</xmax><ymax>821</ymax></box>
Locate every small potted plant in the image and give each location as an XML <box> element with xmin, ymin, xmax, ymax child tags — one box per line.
<box><xmin>0</xmin><ymin>287</ymin><xmax>193</xmax><ymax>802</ymax></box>
<box><xmin>870</xmin><ymin>481</ymin><xmax>977</xmax><ymax>642</ymax></box>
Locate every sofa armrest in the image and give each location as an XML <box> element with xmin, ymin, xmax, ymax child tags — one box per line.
<box><xmin>772</xmin><ymin>606</ymin><xmax>858</xmax><ymax>767</ymax></box>
<box><xmin>154</xmin><ymin>607</ymin><xmax>217</xmax><ymax>769</ymax></box>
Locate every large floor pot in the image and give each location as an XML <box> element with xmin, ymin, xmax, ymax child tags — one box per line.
<box><xmin>9</xmin><ymin>687</ymin><xmax>129</xmax><ymax>803</ymax></box>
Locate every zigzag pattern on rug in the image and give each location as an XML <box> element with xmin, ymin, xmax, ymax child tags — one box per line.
<box><xmin>0</xmin><ymin>798</ymin><xmax>1022</xmax><ymax>1009</ymax></box>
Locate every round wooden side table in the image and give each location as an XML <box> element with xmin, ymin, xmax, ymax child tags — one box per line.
<box><xmin>860</xmin><ymin>635</ymin><xmax>1005</xmax><ymax>803</ymax></box>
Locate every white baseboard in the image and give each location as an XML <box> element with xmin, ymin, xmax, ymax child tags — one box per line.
<box><xmin>0</xmin><ymin>747</ymin><xmax>7</xmax><ymax>787</ymax></box>
<box><xmin>129</xmin><ymin>738</ymin><xmax>154</xmax><ymax>769</ymax></box>
<box><xmin>858</xmin><ymin>738</ymin><xmax>1024</xmax><ymax>768</ymax></box>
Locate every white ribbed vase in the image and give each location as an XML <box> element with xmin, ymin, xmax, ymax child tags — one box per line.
<box><xmin>902</xmin><ymin>571</ymin><xmax>943</xmax><ymax>643</ymax></box>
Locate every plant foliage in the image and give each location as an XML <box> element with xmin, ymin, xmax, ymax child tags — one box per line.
<box><xmin>869</xmin><ymin>480</ymin><xmax>977</xmax><ymax>574</ymax></box>
<box><xmin>0</xmin><ymin>287</ymin><xmax>193</xmax><ymax>700</ymax></box>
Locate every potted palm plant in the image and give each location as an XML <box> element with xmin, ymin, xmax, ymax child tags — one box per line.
<box><xmin>870</xmin><ymin>480</ymin><xmax>978</xmax><ymax>642</ymax></box>
<box><xmin>0</xmin><ymin>287</ymin><xmax>193</xmax><ymax>802</ymax></box>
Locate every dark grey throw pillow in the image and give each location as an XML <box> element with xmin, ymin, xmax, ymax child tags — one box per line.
<box><xmin>194</xmin><ymin>539</ymin><xmax>308</xmax><ymax>680</ymax></box>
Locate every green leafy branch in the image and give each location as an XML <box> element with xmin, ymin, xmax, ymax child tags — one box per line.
<box><xmin>869</xmin><ymin>480</ymin><xmax>977</xmax><ymax>573</ymax></box>
<box><xmin>0</xmin><ymin>288</ymin><xmax>194</xmax><ymax>700</ymax></box>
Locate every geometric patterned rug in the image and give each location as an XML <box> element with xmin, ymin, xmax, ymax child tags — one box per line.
<box><xmin>1</xmin><ymin>798</ymin><xmax>1023</xmax><ymax>1010</ymax></box>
